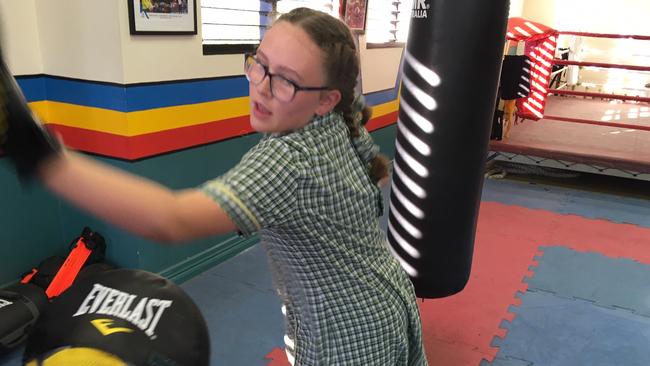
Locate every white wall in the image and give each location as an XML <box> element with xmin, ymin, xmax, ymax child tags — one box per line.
<box><xmin>8</xmin><ymin>0</ymin><xmax>646</xmax><ymax>93</ymax></box>
<box><xmin>0</xmin><ymin>0</ymin><xmax>43</xmax><ymax>75</ymax></box>
<box><xmin>34</xmin><ymin>0</ymin><xmax>125</xmax><ymax>82</ymax></box>
<box><xmin>524</xmin><ymin>0</ymin><xmax>650</xmax><ymax>35</ymax></box>
<box><xmin>117</xmin><ymin>2</ymin><xmax>242</xmax><ymax>83</ymax></box>
<box><xmin>0</xmin><ymin>0</ymin><xmax>255</xmax><ymax>83</ymax></box>
<box><xmin>508</xmin><ymin>0</ymin><xmax>525</xmax><ymax>18</ymax></box>
<box><xmin>359</xmin><ymin>35</ymin><xmax>403</xmax><ymax>93</ymax></box>
<box><xmin>0</xmin><ymin>0</ymin><xmax>407</xmax><ymax>93</ymax></box>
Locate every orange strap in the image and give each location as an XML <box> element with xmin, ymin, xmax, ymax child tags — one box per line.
<box><xmin>45</xmin><ymin>237</ymin><xmax>92</xmax><ymax>298</ymax></box>
<box><xmin>21</xmin><ymin>268</ymin><xmax>37</xmax><ymax>284</ymax></box>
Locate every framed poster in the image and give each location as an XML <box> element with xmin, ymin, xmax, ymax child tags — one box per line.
<box><xmin>128</xmin><ymin>0</ymin><xmax>197</xmax><ymax>35</ymax></box>
<box><xmin>343</xmin><ymin>0</ymin><xmax>368</xmax><ymax>32</ymax></box>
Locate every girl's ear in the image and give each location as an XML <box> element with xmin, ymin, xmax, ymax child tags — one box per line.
<box><xmin>315</xmin><ymin>89</ymin><xmax>342</xmax><ymax>116</ymax></box>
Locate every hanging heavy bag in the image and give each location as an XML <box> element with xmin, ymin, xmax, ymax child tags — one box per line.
<box><xmin>0</xmin><ymin>283</ymin><xmax>48</xmax><ymax>355</ymax></box>
<box><xmin>387</xmin><ymin>0</ymin><xmax>509</xmax><ymax>298</ymax></box>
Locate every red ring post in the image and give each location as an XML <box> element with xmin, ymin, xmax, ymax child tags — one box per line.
<box><xmin>553</xmin><ymin>59</ymin><xmax>650</xmax><ymax>72</ymax></box>
<box><xmin>559</xmin><ymin>31</ymin><xmax>650</xmax><ymax>41</ymax></box>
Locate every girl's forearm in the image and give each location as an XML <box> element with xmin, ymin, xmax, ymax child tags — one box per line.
<box><xmin>39</xmin><ymin>152</ymin><xmax>233</xmax><ymax>242</ymax></box>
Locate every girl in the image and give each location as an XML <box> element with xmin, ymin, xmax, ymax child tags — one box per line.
<box><xmin>3</xmin><ymin>7</ymin><xmax>427</xmax><ymax>365</ymax></box>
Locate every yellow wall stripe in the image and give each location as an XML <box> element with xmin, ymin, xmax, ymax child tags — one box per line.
<box><xmin>31</xmin><ymin>96</ymin><xmax>396</xmax><ymax>137</ymax></box>
<box><xmin>371</xmin><ymin>99</ymin><xmax>399</xmax><ymax>118</ymax></box>
<box><xmin>31</xmin><ymin>97</ymin><xmax>250</xmax><ymax>137</ymax></box>
<box><xmin>127</xmin><ymin>96</ymin><xmax>250</xmax><ymax>135</ymax></box>
<box><xmin>32</xmin><ymin>101</ymin><xmax>128</xmax><ymax>134</ymax></box>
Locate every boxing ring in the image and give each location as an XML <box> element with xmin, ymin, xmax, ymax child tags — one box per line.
<box><xmin>489</xmin><ymin>21</ymin><xmax>650</xmax><ymax>180</ymax></box>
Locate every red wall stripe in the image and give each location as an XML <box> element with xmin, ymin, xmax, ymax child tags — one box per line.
<box><xmin>49</xmin><ymin>115</ymin><xmax>253</xmax><ymax>159</ymax></box>
<box><xmin>367</xmin><ymin>111</ymin><xmax>399</xmax><ymax>132</ymax></box>
<box><xmin>47</xmin><ymin>111</ymin><xmax>398</xmax><ymax>160</ymax></box>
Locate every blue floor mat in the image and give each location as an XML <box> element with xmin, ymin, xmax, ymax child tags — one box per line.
<box><xmin>482</xmin><ymin>179</ymin><xmax>650</xmax><ymax>228</ymax></box>
<box><xmin>490</xmin><ymin>290</ymin><xmax>650</xmax><ymax>366</ymax></box>
<box><xmin>527</xmin><ymin>246</ymin><xmax>650</xmax><ymax>316</ymax></box>
<box><xmin>481</xmin><ymin>355</ymin><xmax>532</xmax><ymax>366</ymax></box>
<box><xmin>180</xmin><ymin>244</ymin><xmax>285</xmax><ymax>365</ymax></box>
<box><xmin>487</xmin><ymin>246</ymin><xmax>650</xmax><ymax>366</ymax></box>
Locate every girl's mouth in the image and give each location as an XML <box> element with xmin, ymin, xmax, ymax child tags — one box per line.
<box><xmin>252</xmin><ymin>101</ymin><xmax>272</xmax><ymax>118</ymax></box>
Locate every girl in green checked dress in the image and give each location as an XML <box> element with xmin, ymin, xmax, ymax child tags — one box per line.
<box><xmin>29</xmin><ymin>7</ymin><xmax>428</xmax><ymax>365</ymax></box>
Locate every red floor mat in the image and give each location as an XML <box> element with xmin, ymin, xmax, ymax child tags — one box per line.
<box><xmin>420</xmin><ymin>201</ymin><xmax>650</xmax><ymax>365</ymax></box>
<box><xmin>265</xmin><ymin>201</ymin><xmax>650</xmax><ymax>365</ymax></box>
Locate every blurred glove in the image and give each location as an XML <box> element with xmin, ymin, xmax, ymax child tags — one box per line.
<box><xmin>0</xmin><ymin>54</ymin><xmax>61</xmax><ymax>181</ymax></box>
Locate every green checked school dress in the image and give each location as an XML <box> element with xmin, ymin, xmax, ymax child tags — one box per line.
<box><xmin>201</xmin><ymin>112</ymin><xmax>427</xmax><ymax>365</ymax></box>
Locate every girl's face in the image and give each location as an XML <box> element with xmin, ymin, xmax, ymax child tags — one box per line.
<box><xmin>248</xmin><ymin>21</ymin><xmax>341</xmax><ymax>134</ymax></box>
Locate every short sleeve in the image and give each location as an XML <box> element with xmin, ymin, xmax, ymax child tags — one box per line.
<box><xmin>200</xmin><ymin>138</ymin><xmax>298</xmax><ymax>236</ymax></box>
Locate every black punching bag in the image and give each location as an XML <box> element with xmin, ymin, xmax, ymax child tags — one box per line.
<box><xmin>387</xmin><ymin>0</ymin><xmax>509</xmax><ymax>298</ymax></box>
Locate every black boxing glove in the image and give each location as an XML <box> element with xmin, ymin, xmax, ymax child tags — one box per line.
<box><xmin>0</xmin><ymin>55</ymin><xmax>61</xmax><ymax>181</ymax></box>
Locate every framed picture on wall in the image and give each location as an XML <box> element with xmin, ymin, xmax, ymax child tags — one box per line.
<box><xmin>342</xmin><ymin>0</ymin><xmax>369</xmax><ymax>32</ymax></box>
<box><xmin>127</xmin><ymin>0</ymin><xmax>197</xmax><ymax>35</ymax></box>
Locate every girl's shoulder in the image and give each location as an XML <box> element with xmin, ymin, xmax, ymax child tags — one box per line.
<box><xmin>248</xmin><ymin>113</ymin><xmax>348</xmax><ymax>166</ymax></box>
<box><xmin>243</xmin><ymin>135</ymin><xmax>308</xmax><ymax>170</ymax></box>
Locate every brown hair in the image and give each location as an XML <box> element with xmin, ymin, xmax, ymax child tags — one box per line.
<box><xmin>277</xmin><ymin>8</ymin><xmax>389</xmax><ymax>184</ymax></box>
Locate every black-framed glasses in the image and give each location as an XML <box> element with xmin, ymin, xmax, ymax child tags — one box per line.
<box><xmin>244</xmin><ymin>53</ymin><xmax>330</xmax><ymax>102</ymax></box>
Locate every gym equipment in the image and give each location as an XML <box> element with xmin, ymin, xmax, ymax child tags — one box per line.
<box><xmin>21</xmin><ymin>227</ymin><xmax>107</xmax><ymax>299</ymax></box>
<box><xmin>490</xmin><ymin>19</ymin><xmax>650</xmax><ymax>181</ymax></box>
<box><xmin>0</xmin><ymin>228</ymin><xmax>109</xmax><ymax>355</ymax></box>
<box><xmin>0</xmin><ymin>283</ymin><xmax>48</xmax><ymax>355</ymax></box>
<box><xmin>23</xmin><ymin>268</ymin><xmax>211</xmax><ymax>366</ymax></box>
<box><xmin>387</xmin><ymin>0</ymin><xmax>509</xmax><ymax>298</ymax></box>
